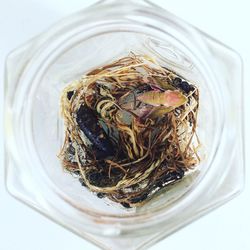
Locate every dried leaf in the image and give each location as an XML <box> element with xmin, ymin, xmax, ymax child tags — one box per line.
<box><xmin>155</xmin><ymin>78</ymin><xmax>175</xmax><ymax>90</ymax></box>
<box><xmin>148</xmin><ymin>106</ymin><xmax>175</xmax><ymax>118</ymax></box>
<box><xmin>137</xmin><ymin>90</ymin><xmax>187</xmax><ymax>107</ymax></box>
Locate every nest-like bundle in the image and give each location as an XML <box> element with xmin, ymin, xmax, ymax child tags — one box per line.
<box><xmin>59</xmin><ymin>54</ymin><xmax>200</xmax><ymax>208</ymax></box>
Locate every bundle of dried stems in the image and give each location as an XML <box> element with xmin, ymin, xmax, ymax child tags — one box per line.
<box><xmin>59</xmin><ymin>54</ymin><xmax>200</xmax><ymax>208</ymax></box>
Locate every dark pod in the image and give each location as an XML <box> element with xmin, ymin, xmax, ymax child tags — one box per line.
<box><xmin>129</xmin><ymin>193</ymin><xmax>148</xmax><ymax>204</ymax></box>
<box><xmin>121</xmin><ymin>202</ymin><xmax>131</xmax><ymax>208</ymax></box>
<box><xmin>173</xmin><ymin>77</ymin><xmax>182</xmax><ymax>86</ymax></box>
<box><xmin>76</xmin><ymin>105</ymin><xmax>115</xmax><ymax>159</ymax></box>
<box><xmin>157</xmin><ymin>169</ymin><xmax>184</xmax><ymax>188</ymax></box>
<box><xmin>177</xmin><ymin>81</ymin><xmax>193</xmax><ymax>94</ymax></box>
<box><xmin>173</xmin><ymin>77</ymin><xmax>194</xmax><ymax>94</ymax></box>
<box><xmin>79</xmin><ymin>178</ymin><xmax>86</xmax><ymax>187</ymax></box>
<box><xmin>97</xmin><ymin>192</ymin><xmax>105</xmax><ymax>199</ymax></box>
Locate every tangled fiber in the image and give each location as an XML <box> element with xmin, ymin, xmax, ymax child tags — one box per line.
<box><xmin>59</xmin><ymin>54</ymin><xmax>200</xmax><ymax>208</ymax></box>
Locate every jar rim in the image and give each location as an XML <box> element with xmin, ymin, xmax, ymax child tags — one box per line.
<box><xmin>6</xmin><ymin>0</ymin><xmax>229</xmax><ymax>236</ymax></box>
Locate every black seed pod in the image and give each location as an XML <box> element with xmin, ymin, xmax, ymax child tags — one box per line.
<box><xmin>76</xmin><ymin>105</ymin><xmax>115</xmax><ymax>159</ymax></box>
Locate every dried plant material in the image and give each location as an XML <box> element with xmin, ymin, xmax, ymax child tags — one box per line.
<box><xmin>58</xmin><ymin>53</ymin><xmax>200</xmax><ymax>208</ymax></box>
<box><xmin>148</xmin><ymin>106</ymin><xmax>175</xmax><ymax>118</ymax></box>
<box><xmin>137</xmin><ymin>90</ymin><xmax>187</xmax><ymax>107</ymax></box>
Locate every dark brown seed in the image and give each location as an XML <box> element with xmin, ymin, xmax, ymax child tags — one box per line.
<box><xmin>97</xmin><ymin>192</ymin><xmax>105</xmax><ymax>198</ymax></box>
<box><xmin>156</xmin><ymin>169</ymin><xmax>185</xmax><ymax>188</ymax></box>
<box><xmin>177</xmin><ymin>81</ymin><xmax>192</xmax><ymax>94</ymax></box>
<box><xmin>79</xmin><ymin>178</ymin><xmax>86</xmax><ymax>187</ymax></box>
<box><xmin>121</xmin><ymin>202</ymin><xmax>131</xmax><ymax>208</ymax></box>
<box><xmin>173</xmin><ymin>77</ymin><xmax>182</xmax><ymax>86</ymax></box>
<box><xmin>129</xmin><ymin>193</ymin><xmax>148</xmax><ymax>203</ymax></box>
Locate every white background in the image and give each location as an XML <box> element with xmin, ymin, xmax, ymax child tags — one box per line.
<box><xmin>0</xmin><ymin>0</ymin><xmax>249</xmax><ymax>250</ymax></box>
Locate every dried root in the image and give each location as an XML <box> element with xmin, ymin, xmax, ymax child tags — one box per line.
<box><xmin>59</xmin><ymin>53</ymin><xmax>200</xmax><ymax>208</ymax></box>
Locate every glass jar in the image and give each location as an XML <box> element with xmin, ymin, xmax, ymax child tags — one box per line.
<box><xmin>4</xmin><ymin>0</ymin><xmax>244</xmax><ymax>249</ymax></box>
